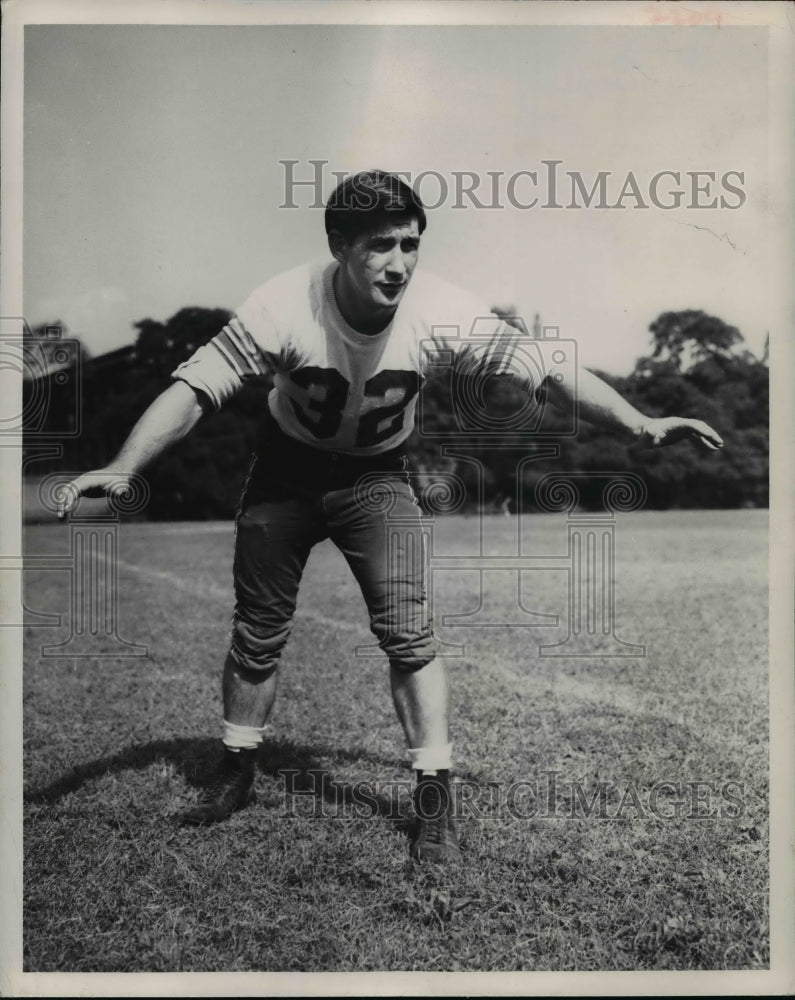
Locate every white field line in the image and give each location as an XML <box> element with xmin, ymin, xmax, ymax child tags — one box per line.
<box><xmin>99</xmin><ymin>554</ymin><xmax>671</xmax><ymax>720</ymax></box>
<box><xmin>105</xmin><ymin>553</ymin><xmax>367</xmax><ymax>637</ymax></box>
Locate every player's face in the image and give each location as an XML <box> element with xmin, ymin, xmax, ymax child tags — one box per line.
<box><xmin>335</xmin><ymin>218</ymin><xmax>421</xmax><ymax>318</ymax></box>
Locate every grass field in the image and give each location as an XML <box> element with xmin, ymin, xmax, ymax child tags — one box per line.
<box><xmin>22</xmin><ymin>509</ymin><xmax>768</xmax><ymax>972</ymax></box>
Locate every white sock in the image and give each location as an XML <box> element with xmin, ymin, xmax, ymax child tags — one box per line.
<box><xmin>223</xmin><ymin>719</ymin><xmax>267</xmax><ymax>752</ymax></box>
<box><xmin>407</xmin><ymin>743</ymin><xmax>453</xmax><ymax>773</ymax></box>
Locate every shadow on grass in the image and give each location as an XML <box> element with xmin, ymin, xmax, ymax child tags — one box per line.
<box><xmin>258</xmin><ymin>736</ymin><xmax>415</xmax><ymax>835</ymax></box>
<box><xmin>25</xmin><ymin>735</ymin><xmax>413</xmax><ymax>831</ymax></box>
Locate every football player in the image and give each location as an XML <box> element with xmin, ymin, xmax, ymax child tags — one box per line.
<box><xmin>58</xmin><ymin>170</ymin><xmax>723</xmax><ymax>863</ymax></box>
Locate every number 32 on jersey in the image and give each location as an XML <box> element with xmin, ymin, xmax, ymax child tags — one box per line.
<box><xmin>288</xmin><ymin>366</ymin><xmax>420</xmax><ymax>448</ymax></box>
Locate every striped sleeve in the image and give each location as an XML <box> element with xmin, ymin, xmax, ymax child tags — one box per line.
<box><xmin>171</xmin><ymin>316</ymin><xmax>274</xmax><ymax>410</ymax></box>
<box><xmin>415</xmin><ymin>272</ymin><xmax>569</xmax><ymax>397</ymax></box>
<box><xmin>457</xmin><ymin>316</ymin><xmax>527</xmax><ymax>379</ymax></box>
<box><xmin>427</xmin><ymin>315</ymin><xmax>537</xmax><ymax>384</ymax></box>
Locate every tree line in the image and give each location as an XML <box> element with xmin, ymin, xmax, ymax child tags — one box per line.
<box><xmin>23</xmin><ymin>306</ymin><xmax>768</xmax><ymax>517</ymax></box>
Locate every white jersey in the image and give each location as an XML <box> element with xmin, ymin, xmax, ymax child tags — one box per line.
<box><xmin>172</xmin><ymin>261</ymin><xmax>559</xmax><ymax>455</ymax></box>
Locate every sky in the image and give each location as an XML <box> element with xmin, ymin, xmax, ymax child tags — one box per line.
<box><xmin>23</xmin><ymin>20</ymin><xmax>771</xmax><ymax>374</ymax></box>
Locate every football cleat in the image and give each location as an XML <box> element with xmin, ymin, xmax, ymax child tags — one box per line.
<box><xmin>180</xmin><ymin>746</ymin><xmax>258</xmax><ymax>825</ymax></box>
<box><xmin>410</xmin><ymin>769</ymin><xmax>461</xmax><ymax>863</ymax></box>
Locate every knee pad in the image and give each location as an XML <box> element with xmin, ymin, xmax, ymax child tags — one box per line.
<box><xmin>230</xmin><ymin>615</ymin><xmax>291</xmax><ymax>674</ymax></box>
<box><xmin>380</xmin><ymin>629</ymin><xmax>438</xmax><ymax>673</ymax></box>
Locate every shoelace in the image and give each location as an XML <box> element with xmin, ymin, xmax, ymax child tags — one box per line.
<box><xmin>416</xmin><ymin>783</ymin><xmax>446</xmax><ymax>844</ymax></box>
<box><xmin>199</xmin><ymin>777</ymin><xmax>229</xmax><ymax>803</ymax></box>
<box><xmin>200</xmin><ymin>762</ymin><xmax>247</xmax><ymax>802</ymax></box>
<box><xmin>423</xmin><ymin>813</ymin><xmax>445</xmax><ymax>845</ymax></box>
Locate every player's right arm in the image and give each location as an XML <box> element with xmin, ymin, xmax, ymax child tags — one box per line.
<box><xmin>57</xmin><ymin>380</ymin><xmax>209</xmax><ymax>518</ymax></box>
<box><xmin>58</xmin><ymin>283</ymin><xmax>283</xmax><ymax>518</ymax></box>
<box><xmin>58</xmin><ymin>297</ymin><xmax>280</xmax><ymax>518</ymax></box>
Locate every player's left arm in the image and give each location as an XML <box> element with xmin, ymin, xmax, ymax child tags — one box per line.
<box><xmin>543</xmin><ymin>365</ymin><xmax>724</xmax><ymax>451</ymax></box>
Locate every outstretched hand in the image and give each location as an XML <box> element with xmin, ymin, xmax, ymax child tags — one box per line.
<box><xmin>639</xmin><ymin>417</ymin><xmax>723</xmax><ymax>451</ymax></box>
<box><xmin>56</xmin><ymin>469</ymin><xmax>135</xmax><ymax>520</ymax></box>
